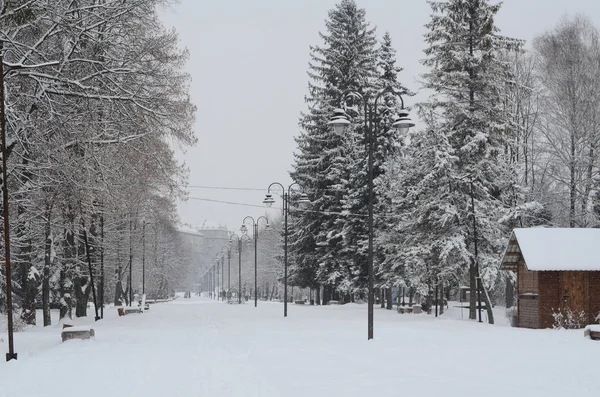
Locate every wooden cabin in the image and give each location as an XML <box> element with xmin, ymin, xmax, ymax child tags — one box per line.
<box><xmin>501</xmin><ymin>228</ymin><xmax>600</xmax><ymax>329</ymax></box>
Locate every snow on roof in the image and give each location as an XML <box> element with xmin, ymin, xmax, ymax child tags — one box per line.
<box><xmin>178</xmin><ymin>225</ymin><xmax>204</xmax><ymax>236</ymax></box>
<box><xmin>509</xmin><ymin>228</ymin><xmax>600</xmax><ymax>271</ymax></box>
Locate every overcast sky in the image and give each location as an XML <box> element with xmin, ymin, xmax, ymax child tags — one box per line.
<box><xmin>160</xmin><ymin>0</ymin><xmax>600</xmax><ymax>233</ymax></box>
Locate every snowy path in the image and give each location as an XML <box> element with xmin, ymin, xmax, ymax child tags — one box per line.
<box><xmin>1</xmin><ymin>298</ymin><xmax>598</xmax><ymax>396</ymax></box>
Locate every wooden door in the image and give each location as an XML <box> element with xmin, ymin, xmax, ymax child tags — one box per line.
<box><xmin>559</xmin><ymin>272</ymin><xmax>586</xmax><ymax>314</ymax></box>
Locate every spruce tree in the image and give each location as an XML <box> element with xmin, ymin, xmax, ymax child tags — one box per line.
<box><xmin>290</xmin><ymin>0</ymin><xmax>379</xmax><ymax>299</ymax></box>
<box><xmin>336</xmin><ymin>30</ymin><xmax>413</xmax><ymax>296</ymax></box>
<box><xmin>417</xmin><ymin>0</ymin><xmax>528</xmax><ymax>321</ymax></box>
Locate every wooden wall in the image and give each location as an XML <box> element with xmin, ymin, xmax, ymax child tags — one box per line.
<box><xmin>538</xmin><ymin>271</ymin><xmax>559</xmax><ymax>329</ymax></box>
<box><xmin>517</xmin><ymin>262</ymin><xmax>540</xmax><ymax>328</ymax></box>
<box><xmin>533</xmin><ymin>270</ymin><xmax>600</xmax><ymax>328</ymax></box>
<box><xmin>587</xmin><ymin>272</ymin><xmax>600</xmax><ymax>324</ymax></box>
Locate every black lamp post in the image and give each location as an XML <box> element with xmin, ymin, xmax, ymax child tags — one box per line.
<box><xmin>230</xmin><ymin>233</ymin><xmax>251</xmax><ymax>304</ymax></box>
<box><xmin>214</xmin><ymin>260</ymin><xmax>219</xmax><ymax>300</ymax></box>
<box><xmin>328</xmin><ymin>86</ymin><xmax>414</xmax><ymax>340</ymax></box>
<box><xmin>220</xmin><ymin>253</ymin><xmax>224</xmax><ymax>301</ymax></box>
<box><xmin>263</xmin><ymin>183</ymin><xmax>310</xmax><ymax>317</ymax></box>
<box><xmin>241</xmin><ymin>216</ymin><xmax>271</xmax><ymax>307</ymax></box>
<box><xmin>141</xmin><ymin>221</ymin><xmax>157</xmax><ymax>297</ymax></box>
<box><xmin>220</xmin><ymin>245</ymin><xmax>231</xmax><ymax>298</ymax></box>
<box><xmin>1</xmin><ymin>44</ymin><xmax>57</xmax><ymax>362</ymax></box>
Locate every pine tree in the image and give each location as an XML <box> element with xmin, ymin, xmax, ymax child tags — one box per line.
<box><xmin>289</xmin><ymin>0</ymin><xmax>379</xmax><ymax>299</ymax></box>
<box><xmin>335</xmin><ymin>30</ymin><xmax>414</xmax><ymax>296</ymax></box>
<box><xmin>416</xmin><ymin>0</ymin><xmax>530</xmax><ymax>321</ymax></box>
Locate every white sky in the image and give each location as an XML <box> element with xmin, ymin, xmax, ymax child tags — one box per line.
<box><xmin>160</xmin><ymin>0</ymin><xmax>600</xmax><ymax>232</ymax></box>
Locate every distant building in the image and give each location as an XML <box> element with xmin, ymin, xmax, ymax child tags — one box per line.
<box><xmin>199</xmin><ymin>226</ymin><xmax>230</xmax><ymax>263</ymax></box>
<box><xmin>178</xmin><ymin>223</ymin><xmax>230</xmax><ymax>274</ymax></box>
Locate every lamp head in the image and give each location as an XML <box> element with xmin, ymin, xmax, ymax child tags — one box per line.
<box><xmin>263</xmin><ymin>194</ymin><xmax>275</xmax><ymax>207</ymax></box>
<box><xmin>297</xmin><ymin>193</ymin><xmax>310</xmax><ymax>209</ymax></box>
<box><xmin>392</xmin><ymin>109</ymin><xmax>415</xmax><ymax>135</ymax></box>
<box><xmin>328</xmin><ymin>108</ymin><xmax>351</xmax><ymax>134</ymax></box>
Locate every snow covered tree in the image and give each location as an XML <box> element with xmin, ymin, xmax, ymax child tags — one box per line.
<box><xmin>291</xmin><ymin>1</ymin><xmax>412</xmax><ymax>301</ymax></box>
<box><xmin>0</xmin><ymin>0</ymin><xmax>196</xmax><ymax>324</ymax></box>
<box><xmin>533</xmin><ymin>16</ymin><xmax>600</xmax><ymax>228</ymax></box>
<box><xmin>290</xmin><ymin>0</ymin><xmax>379</xmax><ymax>300</ymax></box>
<box><xmin>413</xmin><ymin>0</ymin><xmax>531</xmax><ymax>321</ymax></box>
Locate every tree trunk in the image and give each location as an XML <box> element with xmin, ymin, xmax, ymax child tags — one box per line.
<box><xmin>60</xmin><ymin>212</ymin><xmax>76</xmax><ymax>320</ymax></box>
<box><xmin>439</xmin><ymin>282</ymin><xmax>444</xmax><ymax>315</ymax></box>
<box><xmin>469</xmin><ymin>261</ymin><xmax>477</xmax><ymax>320</ymax></box>
<box><xmin>386</xmin><ymin>287</ymin><xmax>392</xmax><ymax>310</ymax></box>
<box><xmin>43</xmin><ymin>210</ymin><xmax>52</xmax><ymax>326</ymax></box>
<box><xmin>59</xmin><ymin>268</ymin><xmax>72</xmax><ymax>320</ymax></box>
<box><xmin>19</xmin><ymin>240</ymin><xmax>37</xmax><ymax>325</ymax></box>
<box><xmin>114</xmin><ymin>266</ymin><xmax>124</xmax><ymax>306</ymax></box>
<box><xmin>316</xmin><ymin>285</ymin><xmax>321</xmax><ymax>305</ymax></box>
<box><xmin>74</xmin><ymin>279</ymin><xmax>91</xmax><ymax>318</ymax></box>
<box><xmin>380</xmin><ymin>288</ymin><xmax>385</xmax><ymax>308</ymax></box>
<box><xmin>479</xmin><ymin>277</ymin><xmax>495</xmax><ymax>324</ymax></box>
<box><xmin>74</xmin><ymin>227</ymin><xmax>91</xmax><ymax>317</ymax></box>
<box><xmin>323</xmin><ymin>285</ymin><xmax>331</xmax><ymax>304</ymax></box>
<box><xmin>20</xmin><ymin>260</ymin><xmax>37</xmax><ymax>325</ymax></box>
<box><xmin>505</xmin><ymin>273</ymin><xmax>515</xmax><ymax>308</ymax></box>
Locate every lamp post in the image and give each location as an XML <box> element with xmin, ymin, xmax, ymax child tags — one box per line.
<box><xmin>230</xmin><ymin>233</ymin><xmax>251</xmax><ymax>304</ymax></box>
<box><xmin>141</xmin><ymin>221</ymin><xmax>157</xmax><ymax>297</ymax></box>
<box><xmin>213</xmin><ymin>260</ymin><xmax>218</xmax><ymax>300</ymax></box>
<box><xmin>220</xmin><ymin>253</ymin><xmax>224</xmax><ymax>301</ymax></box>
<box><xmin>263</xmin><ymin>183</ymin><xmax>310</xmax><ymax>317</ymax></box>
<box><xmin>212</xmin><ymin>252</ymin><xmax>225</xmax><ymax>301</ymax></box>
<box><xmin>221</xmin><ymin>245</ymin><xmax>231</xmax><ymax>298</ymax></box>
<box><xmin>328</xmin><ymin>86</ymin><xmax>414</xmax><ymax>340</ymax></box>
<box><xmin>241</xmin><ymin>216</ymin><xmax>271</xmax><ymax>307</ymax></box>
<box><xmin>1</xmin><ymin>43</ymin><xmax>58</xmax><ymax>362</ymax></box>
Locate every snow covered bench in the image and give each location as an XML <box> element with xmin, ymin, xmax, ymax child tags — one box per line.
<box><xmin>584</xmin><ymin>325</ymin><xmax>600</xmax><ymax>340</ymax></box>
<box><xmin>61</xmin><ymin>325</ymin><xmax>95</xmax><ymax>342</ymax></box>
<box><xmin>397</xmin><ymin>304</ymin><xmax>423</xmax><ymax>314</ymax></box>
<box><xmin>124</xmin><ymin>306</ymin><xmax>142</xmax><ymax>315</ymax></box>
<box><xmin>117</xmin><ymin>306</ymin><xmax>142</xmax><ymax>316</ymax></box>
<box><xmin>295</xmin><ymin>300</ymin><xmax>306</xmax><ymax>305</ymax></box>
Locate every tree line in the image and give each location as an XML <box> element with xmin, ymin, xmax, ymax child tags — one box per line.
<box><xmin>0</xmin><ymin>0</ymin><xmax>196</xmax><ymax>326</ymax></box>
<box><xmin>288</xmin><ymin>0</ymin><xmax>599</xmax><ymax>318</ymax></box>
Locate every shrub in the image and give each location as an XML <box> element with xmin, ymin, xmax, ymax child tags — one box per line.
<box><xmin>552</xmin><ymin>308</ymin><xmax>587</xmax><ymax>329</ymax></box>
<box><xmin>506</xmin><ymin>306</ymin><xmax>518</xmax><ymax>327</ymax></box>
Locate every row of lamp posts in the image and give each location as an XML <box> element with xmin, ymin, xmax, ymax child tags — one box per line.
<box><xmin>201</xmin><ymin>87</ymin><xmax>414</xmax><ymax>341</ymax></box>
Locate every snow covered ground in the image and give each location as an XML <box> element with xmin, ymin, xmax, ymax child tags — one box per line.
<box><xmin>1</xmin><ymin>297</ymin><xmax>598</xmax><ymax>397</ymax></box>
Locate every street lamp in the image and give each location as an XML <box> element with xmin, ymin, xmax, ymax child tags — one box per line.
<box><xmin>263</xmin><ymin>182</ymin><xmax>310</xmax><ymax>317</ymax></box>
<box><xmin>220</xmin><ymin>252</ymin><xmax>224</xmax><ymax>301</ymax></box>
<box><xmin>214</xmin><ymin>259</ymin><xmax>219</xmax><ymax>300</ymax></box>
<box><xmin>329</xmin><ymin>86</ymin><xmax>414</xmax><ymax>340</ymax></box>
<box><xmin>221</xmin><ymin>245</ymin><xmax>231</xmax><ymax>298</ymax></box>
<box><xmin>230</xmin><ymin>233</ymin><xmax>251</xmax><ymax>304</ymax></box>
<box><xmin>241</xmin><ymin>216</ymin><xmax>270</xmax><ymax>307</ymax></box>
<box><xmin>1</xmin><ymin>43</ymin><xmax>58</xmax><ymax>362</ymax></box>
<box><xmin>212</xmin><ymin>252</ymin><xmax>226</xmax><ymax>301</ymax></box>
<box><xmin>141</xmin><ymin>221</ymin><xmax>158</xmax><ymax>298</ymax></box>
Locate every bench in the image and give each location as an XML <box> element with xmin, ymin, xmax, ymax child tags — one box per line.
<box><xmin>397</xmin><ymin>305</ymin><xmax>423</xmax><ymax>314</ymax></box>
<box><xmin>61</xmin><ymin>325</ymin><xmax>95</xmax><ymax>342</ymax></box>
<box><xmin>124</xmin><ymin>306</ymin><xmax>142</xmax><ymax>314</ymax></box>
<box><xmin>118</xmin><ymin>306</ymin><xmax>142</xmax><ymax>316</ymax></box>
<box><xmin>584</xmin><ymin>325</ymin><xmax>600</xmax><ymax>340</ymax></box>
<box><xmin>295</xmin><ymin>300</ymin><xmax>306</xmax><ymax>305</ymax></box>
<box><xmin>327</xmin><ymin>300</ymin><xmax>343</xmax><ymax>305</ymax></box>
<box><xmin>397</xmin><ymin>306</ymin><xmax>412</xmax><ymax>314</ymax></box>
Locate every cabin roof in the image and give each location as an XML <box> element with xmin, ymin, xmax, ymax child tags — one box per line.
<box><xmin>501</xmin><ymin>228</ymin><xmax>600</xmax><ymax>271</ymax></box>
